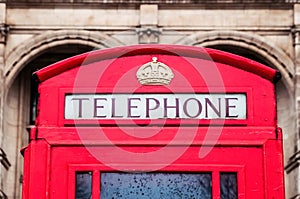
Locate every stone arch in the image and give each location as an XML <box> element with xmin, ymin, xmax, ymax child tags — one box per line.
<box><xmin>1</xmin><ymin>30</ymin><xmax>125</xmax><ymax>198</ymax></box>
<box><xmin>176</xmin><ymin>30</ymin><xmax>294</xmax><ymax>94</ymax></box>
<box><xmin>4</xmin><ymin>30</ymin><xmax>125</xmax><ymax>95</ymax></box>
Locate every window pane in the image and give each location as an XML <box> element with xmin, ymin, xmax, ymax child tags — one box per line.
<box><xmin>76</xmin><ymin>172</ymin><xmax>92</xmax><ymax>199</ymax></box>
<box><xmin>220</xmin><ymin>172</ymin><xmax>237</xmax><ymax>199</ymax></box>
<box><xmin>29</xmin><ymin>77</ymin><xmax>39</xmax><ymax>125</ymax></box>
<box><xmin>100</xmin><ymin>172</ymin><xmax>212</xmax><ymax>199</ymax></box>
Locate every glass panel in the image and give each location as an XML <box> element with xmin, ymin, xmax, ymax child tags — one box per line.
<box><xmin>29</xmin><ymin>76</ymin><xmax>39</xmax><ymax>125</ymax></box>
<box><xmin>220</xmin><ymin>172</ymin><xmax>237</xmax><ymax>199</ymax></box>
<box><xmin>100</xmin><ymin>172</ymin><xmax>212</xmax><ymax>199</ymax></box>
<box><xmin>76</xmin><ymin>172</ymin><xmax>92</xmax><ymax>199</ymax></box>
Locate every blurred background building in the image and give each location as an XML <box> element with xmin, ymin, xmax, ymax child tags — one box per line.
<box><xmin>0</xmin><ymin>0</ymin><xmax>298</xmax><ymax>198</ymax></box>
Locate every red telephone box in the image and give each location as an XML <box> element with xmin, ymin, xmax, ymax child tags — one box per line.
<box><xmin>22</xmin><ymin>45</ymin><xmax>285</xmax><ymax>199</ymax></box>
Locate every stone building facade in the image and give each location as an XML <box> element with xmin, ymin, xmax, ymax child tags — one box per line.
<box><xmin>0</xmin><ymin>0</ymin><xmax>298</xmax><ymax>198</ymax></box>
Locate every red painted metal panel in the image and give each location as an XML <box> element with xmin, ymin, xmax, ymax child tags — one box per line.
<box><xmin>263</xmin><ymin>128</ymin><xmax>285</xmax><ymax>198</ymax></box>
<box><xmin>23</xmin><ymin>140</ymin><xmax>50</xmax><ymax>199</ymax></box>
<box><xmin>92</xmin><ymin>170</ymin><xmax>100</xmax><ymax>199</ymax></box>
<box><xmin>36</xmin><ymin>53</ymin><xmax>277</xmax><ymax>127</ymax></box>
<box><xmin>51</xmin><ymin>146</ymin><xmax>260</xmax><ymax>198</ymax></box>
<box><xmin>21</xmin><ymin>147</ymin><xmax>30</xmax><ymax>199</ymax></box>
<box><xmin>22</xmin><ymin>45</ymin><xmax>284</xmax><ymax>199</ymax></box>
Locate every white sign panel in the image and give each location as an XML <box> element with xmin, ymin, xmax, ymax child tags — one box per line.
<box><xmin>65</xmin><ymin>94</ymin><xmax>246</xmax><ymax>120</ymax></box>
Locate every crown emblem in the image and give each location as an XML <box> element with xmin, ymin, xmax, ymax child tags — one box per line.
<box><xmin>136</xmin><ymin>57</ymin><xmax>174</xmax><ymax>85</ymax></box>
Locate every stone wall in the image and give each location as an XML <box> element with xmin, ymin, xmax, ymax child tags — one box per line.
<box><xmin>0</xmin><ymin>2</ymin><xmax>297</xmax><ymax>198</ymax></box>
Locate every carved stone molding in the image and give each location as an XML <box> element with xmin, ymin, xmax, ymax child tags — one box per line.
<box><xmin>136</xmin><ymin>27</ymin><xmax>161</xmax><ymax>44</ymax></box>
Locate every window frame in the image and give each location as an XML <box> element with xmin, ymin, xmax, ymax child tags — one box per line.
<box><xmin>68</xmin><ymin>164</ymin><xmax>245</xmax><ymax>199</ymax></box>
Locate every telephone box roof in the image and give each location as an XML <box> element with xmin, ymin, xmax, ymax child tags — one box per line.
<box><xmin>33</xmin><ymin>44</ymin><xmax>281</xmax><ymax>83</ymax></box>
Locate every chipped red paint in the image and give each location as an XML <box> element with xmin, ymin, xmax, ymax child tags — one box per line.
<box><xmin>22</xmin><ymin>45</ymin><xmax>285</xmax><ymax>199</ymax></box>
